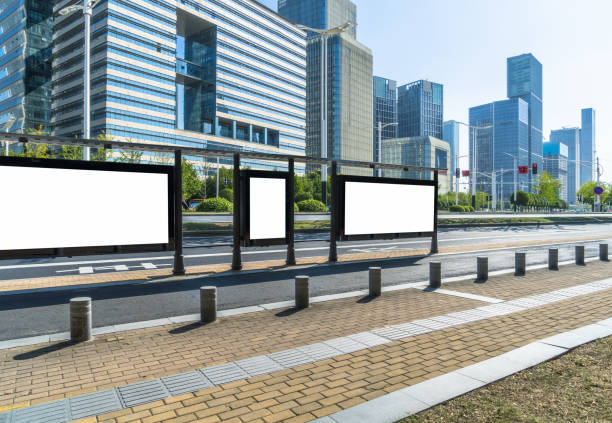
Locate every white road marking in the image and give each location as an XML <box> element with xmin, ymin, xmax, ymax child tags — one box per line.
<box><xmin>424</xmin><ymin>288</ymin><xmax>504</xmax><ymax>304</ymax></box>
<box><xmin>115</xmin><ymin>265</ymin><xmax>129</xmax><ymax>271</ymax></box>
<box><xmin>79</xmin><ymin>266</ymin><xmax>93</xmax><ymax>274</ymax></box>
<box><xmin>55</xmin><ymin>263</ymin><xmax>170</xmax><ymax>275</ymax></box>
<box><xmin>142</xmin><ymin>263</ymin><xmax>157</xmax><ymax>269</ymax></box>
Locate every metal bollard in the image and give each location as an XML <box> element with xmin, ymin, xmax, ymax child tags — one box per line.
<box><xmin>200</xmin><ymin>286</ymin><xmax>217</xmax><ymax>323</ymax></box>
<box><xmin>429</xmin><ymin>261</ymin><xmax>441</xmax><ymax>288</ymax></box>
<box><xmin>476</xmin><ymin>257</ymin><xmax>488</xmax><ymax>282</ymax></box>
<box><xmin>70</xmin><ymin>297</ymin><xmax>92</xmax><ymax>343</ymax></box>
<box><xmin>295</xmin><ymin>276</ymin><xmax>310</xmax><ymax>309</ymax></box>
<box><xmin>369</xmin><ymin>267</ymin><xmax>382</xmax><ymax>297</ymax></box>
<box><xmin>548</xmin><ymin>248</ymin><xmax>559</xmax><ymax>270</ymax></box>
<box><xmin>575</xmin><ymin>245</ymin><xmax>585</xmax><ymax>265</ymax></box>
<box><xmin>515</xmin><ymin>252</ymin><xmax>526</xmax><ymax>276</ymax></box>
<box><xmin>600</xmin><ymin>244</ymin><xmax>609</xmax><ymax>261</ymax></box>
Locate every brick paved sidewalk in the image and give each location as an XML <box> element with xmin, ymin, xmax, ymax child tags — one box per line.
<box><xmin>0</xmin><ymin>260</ymin><xmax>610</xmax><ymax>422</ymax></box>
<box><xmin>1</xmin><ymin>234</ymin><xmax>608</xmax><ymax>294</ymax></box>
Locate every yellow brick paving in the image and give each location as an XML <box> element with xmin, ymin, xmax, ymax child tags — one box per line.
<box><xmin>1</xmin><ymin>234</ymin><xmax>609</xmax><ymax>293</ymax></box>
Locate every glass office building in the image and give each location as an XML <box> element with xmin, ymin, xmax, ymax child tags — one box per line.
<box><xmin>580</xmin><ymin>107</ymin><xmax>596</xmax><ymax>186</ymax></box>
<box><xmin>543</xmin><ymin>141</ymin><xmax>568</xmax><ymax>203</ymax></box>
<box><xmin>52</xmin><ymin>0</ymin><xmax>307</xmax><ymax>171</ymax></box>
<box><xmin>507</xmin><ymin>53</ymin><xmax>543</xmax><ymax>187</ymax></box>
<box><xmin>373</xmin><ymin>76</ymin><xmax>396</xmax><ymax>163</ymax></box>
<box><xmin>277</xmin><ymin>0</ymin><xmax>373</xmax><ymax>174</ymax></box>
<box><xmin>469</xmin><ymin>98</ymin><xmax>529</xmax><ymax>200</ymax></box>
<box><xmin>0</xmin><ymin>0</ymin><xmax>53</xmax><ymax>134</ymax></box>
<box><xmin>550</xmin><ymin>127</ymin><xmax>580</xmax><ymax>203</ymax></box>
<box><xmin>397</xmin><ymin>80</ymin><xmax>443</xmax><ymax>139</ymax></box>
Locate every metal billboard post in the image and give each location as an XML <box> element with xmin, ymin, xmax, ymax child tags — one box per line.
<box><xmin>329</xmin><ymin>160</ymin><xmax>338</xmax><ymax>262</ymax></box>
<box><xmin>431</xmin><ymin>170</ymin><xmax>439</xmax><ymax>254</ymax></box>
<box><xmin>287</xmin><ymin>158</ymin><xmax>296</xmax><ymax>265</ymax></box>
<box><xmin>173</xmin><ymin>149</ymin><xmax>185</xmax><ymax>275</ymax></box>
<box><xmin>232</xmin><ymin>153</ymin><xmax>242</xmax><ymax>270</ymax></box>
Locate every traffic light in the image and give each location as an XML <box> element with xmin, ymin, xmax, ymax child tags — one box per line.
<box><xmin>532</xmin><ymin>163</ymin><xmax>538</xmax><ymax>175</ymax></box>
<box><xmin>518</xmin><ymin>166</ymin><xmax>529</xmax><ymax>174</ymax></box>
<box><xmin>456</xmin><ymin>168</ymin><xmax>460</xmax><ymax>178</ymax></box>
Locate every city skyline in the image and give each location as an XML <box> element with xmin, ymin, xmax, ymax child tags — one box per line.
<box><xmin>258</xmin><ymin>0</ymin><xmax>611</xmax><ymax>183</ymax></box>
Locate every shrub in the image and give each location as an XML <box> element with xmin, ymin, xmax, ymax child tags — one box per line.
<box><xmin>297</xmin><ymin>199</ymin><xmax>326</xmax><ymax>212</ymax></box>
<box><xmin>449</xmin><ymin>205</ymin><xmax>464</xmax><ymax>212</ymax></box>
<box><xmin>219</xmin><ymin>188</ymin><xmax>233</xmax><ymax>202</ymax></box>
<box><xmin>294</xmin><ymin>191</ymin><xmax>313</xmax><ymax>203</ymax></box>
<box><xmin>294</xmin><ymin>203</ymin><xmax>299</xmax><ymax>213</ymax></box>
<box><xmin>196</xmin><ymin>198</ymin><xmax>233</xmax><ymax>212</ymax></box>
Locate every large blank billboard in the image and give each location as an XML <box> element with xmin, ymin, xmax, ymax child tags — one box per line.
<box><xmin>0</xmin><ymin>157</ymin><xmax>174</xmax><ymax>258</ymax></box>
<box><xmin>337</xmin><ymin>176</ymin><xmax>436</xmax><ymax>240</ymax></box>
<box><xmin>240</xmin><ymin>170</ymin><xmax>290</xmax><ymax>246</ymax></box>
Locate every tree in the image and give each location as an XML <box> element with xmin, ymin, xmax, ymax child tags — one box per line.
<box><xmin>536</xmin><ymin>171</ymin><xmax>561</xmax><ymax>206</ymax></box>
<box><xmin>511</xmin><ymin>190</ymin><xmax>529</xmax><ymax>207</ymax></box>
<box><xmin>578</xmin><ymin>181</ymin><xmax>598</xmax><ymax>205</ymax></box>
<box><xmin>182</xmin><ymin>159</ymin><xmax>202</xmax><ymax>200</ymax></box>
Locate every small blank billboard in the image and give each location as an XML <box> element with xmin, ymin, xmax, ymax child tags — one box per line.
<box><xmin>0</xmin><ymin>157</ymin><xmax>174</xmax><ymax>258</ymax></box>
<box><xmin>240</xmin><ymin>170</ymin><xmax>290</xmax><ymax>246</ymax></box>
<box><xmin>337</xmin><ymin>175</ymin><xmax>436</xmax><ymax>240</ymax></box>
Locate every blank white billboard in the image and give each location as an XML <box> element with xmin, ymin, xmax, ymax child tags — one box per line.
<box><xmin>344</xmin><ymin>181</ymin><xmax>435</xmax><ymax>236</ymax></box>
<box><xmin>249</xmin><ymin>177</ymin><xmax>286</xmax><ymax>240</ymax></box>
<box><xmin>0</xmin><ymin>165</ymin><xmax>169</xmax><ymax>251</ymax></box>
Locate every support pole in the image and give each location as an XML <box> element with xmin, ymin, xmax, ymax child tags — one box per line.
<box><xmin>431</xmin><ymin>170</ymin><xmax>439</xmax><ymax>254</ymax></box>
<box><xmin>477</xmin><ymin>256</ymin><xmax>488</xmax><ymax>282</ymax></box>
<box><xmin>70</xmin><ymin>297</ymin><xmax>92</xmax><ymax>343</ymax></box>
<box><xmin>600</xmin><ymin>244</ymin><xmax>609</xmax><ymax>261</ymax></box>
<box><xmin>548</xmin><ymin>248</ymin><xmax>559</xmax><ymax>270</ymax></box>
<box><xmin>287</xmin><ymin>158</ymin><xmax>296</xmax><ymax>266</ymax></box>
<box><xmin>200</xmin><ymin>286</ymin><xmax>217</xmax><ymax>323</ymax></box>
<box><xmin>369</xmin><ymin>267</ymin><xmax>382</xmax><ymax>297</ymax></box>
<box><xmin>83</xmin><ymin>0</ymin><xmax>91</xmax><ymax>160</ymax></box>
<box><xmin>329</xmin><ymin>161</ymin><xmax>338</xmax><ymax>262</ymax></box>
<box><xmin>575</xmin><ymin>245</ymin><xmax>585</xmax><ymax>266</ymax></box>
<box><xmin>173</xmin><ymin>149</ymin><xmax>185</xmax><ymax>276</ymax></box>
<box><xmin>295</xmin><ymin>276</ymin><xmax>309</xmax><ymax>309</ymax></box>
<box><xmin>515</xmin><ymin>252</ymin><xmax>526</xmax><ymax>276</ymax></box>
<box><xmin>232</xmin><ymin>153</ymin><xmax>242</xmax><ymax>270</ymax></box>
<box><xmin>429</xmin><ymin>261</ymin><xmax>441</xmax><ymax>288</ymax></box>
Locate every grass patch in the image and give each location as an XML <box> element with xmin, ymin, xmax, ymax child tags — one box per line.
<box><xmin>399</xmin><ymin>336</ymin><xmax>612</xmax><ymax>423</ymax></box>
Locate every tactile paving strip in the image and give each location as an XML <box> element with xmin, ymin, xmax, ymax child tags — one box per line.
<box><xmin>0</xmin><ymin>279</ymin><xmax>608</xmax><ymax>423</ymax></box>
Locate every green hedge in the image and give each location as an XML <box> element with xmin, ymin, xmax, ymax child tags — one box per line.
<box><xmin>297</xmin><ymin>199</ymin><xmax>326</xmax><ymax>212</ymax></box>
<box><xmin>294</xmin><ymin>191</ymin><xmax>313</xmax><ymax>203</ymax></box>
<box><xmin>195</xmin><ymin>198</ymin><xmax>233</xmax><ymax>212</ymax></box>
<box><xmin>219</xmin><ymin>188</ymin><xmax>233</xmax><ymax>202</ymax></box>
<box><xmin>449</xmin><ymin>205</ymin><xmax>475</xmax><ymax>212</ymax></box>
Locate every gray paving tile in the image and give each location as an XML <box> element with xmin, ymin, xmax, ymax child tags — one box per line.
<box><xmin>161</xmin><ymin>371</ymin><xmax>213</xmax><ymax>396</ymax></box>
<box><xmin>428</xmin><ymin>315</ymin><xmax>467</xmax><ymax>326</ymax></box>
<box><xmin>596</xmin><ymin>317</ymin><xmax>612</xmax><ymax>327</ymax></box>
<box><xmin>323</xmin><ymin>336</ymin><xmax>368</xmax><ymax>354</ymax></box>
<box><xmin>401</xmin><ymin>371</ymin><xmax>484</xmax><ymax>407</ymax></box>
<box><xmin>411</xmin><ymin>318</ymin><xmax>453</xmax><ymax>330</ymax></box>
<box><xmin>69</xmin><ymin>389</ymin><xmax>122</xmax><ymax>420</ymax></box>
<box><xmin>456</xmin><ymin>355</ymin><xmax>528</xmax><ymax>384</ymax></box>
<box><xmin>498</xmin><ymin>342</ymin><xmax>567</xmax><ymax>367</ymax></box>
<box><xmin>347</xmin><ymin>332</ymin><xmax>390</xmax><ymax>347</ymax></box>
<box><xmin>268</xmin><ymin>348</ymin><xmax>313</xmax><ymax>368</ymax></box>
<box><xmin>201</xmin><ymin>362</ymin><xmax>249</xmax><ymax>385</ymax></box>
<box><xmin>297</xmin><ymin>342</ymin><xmax>342</xmax><ymax>361</ymax></box>
<box><xmin>526</xmin><ymin>292</ymin><xmax>569</xmax><ymax>304</ymax></box>
<box><xmin>539</xmin><ymin>324</ymin><xmax>612</xmax><ymax>349</ymax></box>
<box><xmin>371</xmin><ymin>326</ymin><xmax>414</xmax><ymax>340</ymax></box>
<box><xmin>117</xmin><ymin>379</ymin><xmax>169</xmax><ymax>408</ymax></box>
<box><xmin>326</xmin><ymin>390</ymin><xmax>429</xmax><ymax>423</ymax></box>
<box><xmin>476</xmin><ymin>303</ymin><xmax>525</xmax><ymax>316</ymax></box>
<box><xmin>504</xmin><ymin>298</ymin><xmax>547</xmax><ymax>308</ymax></box>
<box><xmin>0</xmin><ymin>411</ymin><xmax>11</xmax><ymax>423</ymax></box>
<box><xmin>444</xmin><ymin>311</ymin><xmax>488</xmax><ymax>323</ymax></box>
<box><xmin>12</xmin><ymin>399</ymin><xmax>68</xmax><ymax>423</ymax></box>
<box><xmin>236</xmin><ymin>355</ymin><xmax>284</xmax><ymax>377</ymax></box>
<box><xmin>392</xmin><ymin>322</ymin><xmax>433</xmax><ymax>336</ymax></box>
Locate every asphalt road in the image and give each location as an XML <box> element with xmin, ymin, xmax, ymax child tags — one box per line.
<box><xmin>1</xmin><ymin>223</ymin><xmax>612</xmax><ymax>340</ymax></box>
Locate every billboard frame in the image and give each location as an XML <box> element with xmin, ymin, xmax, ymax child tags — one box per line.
<box><xmin>335</xmin><ymin>174</ymin><xmax>437</xmax><ymax>242</ymax></box>
<box><xmin>239</xmin><ymin>169</ymin><xmax>292</xmax><ymax>247</ymax></box>
<box><xmin>0</xmin><ymin>156</ymin><xmax>175</xmax><ymax>259</ymax></box>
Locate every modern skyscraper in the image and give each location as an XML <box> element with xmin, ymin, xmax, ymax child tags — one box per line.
<box><xmin>443</xmin><ymin>120</ymin><xmax>460</xmax><ymax>188</ymax></box>
<box><xmin>469</xmin><ymin>98</ymin><xmax>529</xmax><ymax>200</ymax></box>
<box><xmin>373</xmin><ymin>76</ymin><xmax>397</xmax><ymax>163</ymax></box>
<box><xmin>0</xmin><ymin>0</ymin><xmax>53</xmax><ymax>134</ymax></box>
<box><xmin>507</xmin><ymin>53</ymin><xmax>543</xmax><ymax>188</ymax></box>
<box><xmin>397</xmin><ymin>80</ymin><xmax>443</xmax><ymax>139</ymax></box>
<box><xmin>278</xmin><ymin>0</ymin><xmax>357</xmax><ymax>39</ymax></box>
<box><xmin>277</xmin><ymin>0</ymin><xmax>373</xmax><ymax>174</ymax></box>
<box><xmin>543</xmin><ymin>141</ymin><xmax>569</xmax><ymax>203</ymax></box>
<box><xmin>52</xmin><ymin>0</ymin><xmax>307</xmax><ymax>171</ymax></box>
<box><xmin>580</xmin><ymin>107</ymin><xmax>596</xmax><ymax>186</ymax></box>
<box><xmin>550</xmin><ymin>128</ymin><xmax>580</xmax><ymax>203</ymax></box>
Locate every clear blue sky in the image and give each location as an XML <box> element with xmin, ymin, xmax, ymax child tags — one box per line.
<box><xmin>260</xmin><ymin>0</ymin><xmax>612</xmax><ymax>183</ymax></box>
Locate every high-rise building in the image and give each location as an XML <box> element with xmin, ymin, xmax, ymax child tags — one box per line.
<box><xmin>397</xmin><ymin>80</ymin><xmax>443</xmax><ymax>139</ymax></box>
<box><xmin>550</xmin><ymin>128</ymin><xmax>580</xmax><ymax>203</ymax></box>
<box><xmin>543</xmin><ymin>141</ymin><xmax>569</xmax><ymax>203</ymax></box>
<box><xmin>442</xmin><ymin>120</ymin><xmax>460</xmax><ymax>188</ymax></box>
<box><xmin>469</xmin><ymin>98</ymin><xmax>529</xmax><ymax>200</ymax></box>
<box><xmin>373</xmin><ymin>76</ymin><xmax>397</xmax><ymax>163</ymax></box>
<box><xmin>278</xmin><ymin>0</ymin><xmax>356</xmax><ymax>39</ymax></box>
<box><xmin>0</xmin><ymin>0</ymin><xmax>53</xmax><ymax>134</ymax></box>
<box><xmin>277</xmin><ymin>0</ymin><xmax>373</xmax><ymax>174</ymax></box>
<box><xmin>507</xmin><ymin>53</ymin><xmax>543</xmax><ymax>187</ymax></box>
<box><xmin>52</xmin><ymin>0</ymin><xmax>307</xmax><ymax>171</ymax></box>
<box><xmin>580</xmin><ymin>107</ymin><xmax>596</xmax><ymax>186</ymax></box>
<box><xmin>381</xmin><ymin>136</ymin><xmax>451</xmax><ymax>193</ymax></box>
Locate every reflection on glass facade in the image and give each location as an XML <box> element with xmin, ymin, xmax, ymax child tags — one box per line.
<box><xmin>381</xmin><ymin>136</ymin><xmax>451</xmax><ymax>193</ymax></box>
<box><xmin>442</xmin><ymin>120</ymin><xmax>460</xmax><ymax>185</ymax></box>
<box><xmin>373</xmin><ymin>76</ymin><xmax>396</xmax><ymax>163</ymax></box>
<box><xmin>469</xmin><ymin>98</ymin><xmax>529</xmax><ymax>199</ymax></box>
<box><xmin>52</xmin><ymin>0</ymin><xmax>306</xmax><ymax>172</ymax></box>
<box><xmin>397</xmin><ymin>80</ymin><xmax>443</xmax><ymax>139</ymax></box>
<box><xmin>543</xmin><ymin>141</ymin><xmax>568</xmax><ymax>203</ymax></box>
<box><xmin>0</xmin><ymin>0</ymin><xmax>52</xmax><ymax>134</ymax></box>
<box><xmin>580</xmin><ymin>107</ymin><xmax>596</xmax><ymax>186</ymax></box>
<box><xmin>550</xmin><ymin>127</ymin><xmax>580</xmax><ymax>203</ymax></box>
<box><xmin>507</xmin><ymin>53</ymin><xmax>543</xmax><ymax>188</ymax></box>
<box><xmin>278</xmin><ymin>0</ymin><xmax>356</xmax><ymax>39</ymax></box>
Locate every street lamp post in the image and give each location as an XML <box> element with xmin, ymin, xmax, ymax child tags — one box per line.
<box><xmin>455</xmin><ymin>154</ymin><xmax>468</xmax><ymax>205</ymax></box>
<box><xmin>59</xmin><ymin>0</ymin><xmax>102</xmax><ymax>160</ymax></box>
<box><xmin>295</xmin><ymin>22</ymin><xmax>353</xmax><ymax>205</ymax></box>
<box><xmin>504</xmin><ymin>152</ymin><xmax>518</xmax><ymax>211</ymax></box>
<box><xmin>377</xmin><ymin>121</ymin><xmax>398</xmax><ymax>177</ymax></box>
<box><xmin>456</xmin><ymin>122</ymin><xmax>492</xmax><ymax>209</ymax></box>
